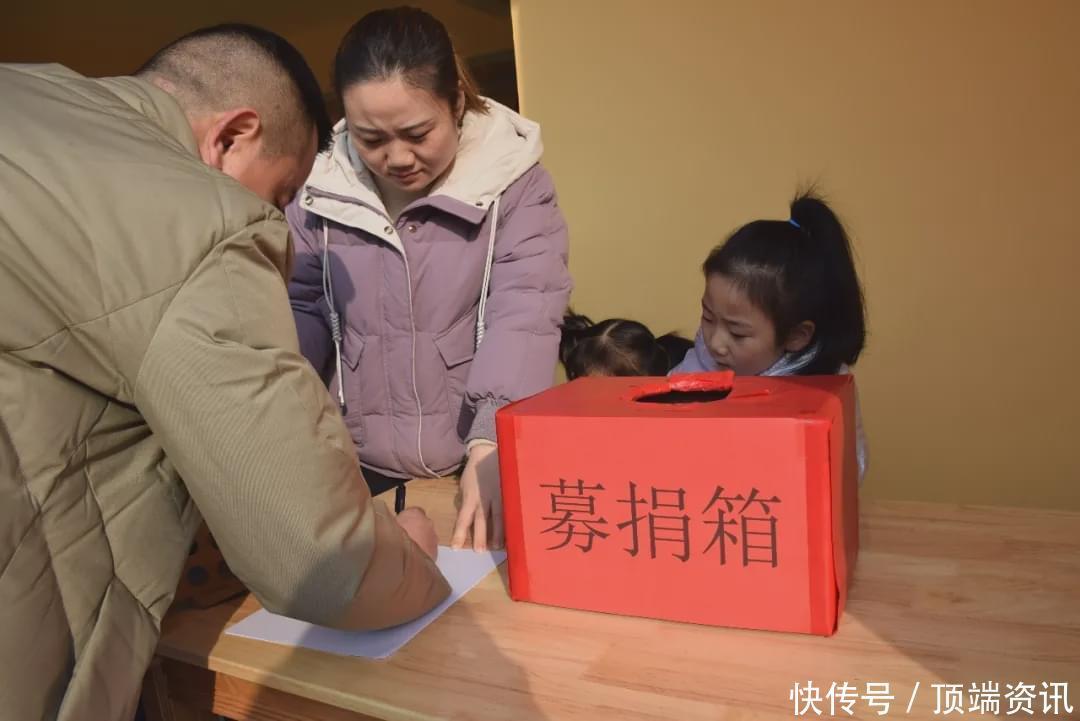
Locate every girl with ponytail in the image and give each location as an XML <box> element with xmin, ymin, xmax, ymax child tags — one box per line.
<box><xmin>670</xmin><ymin>190</ymin><xmax>868</xmax><ymax>479</ymax></box>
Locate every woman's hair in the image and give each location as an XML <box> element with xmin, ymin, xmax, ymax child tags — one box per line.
<box><xmin>560</xmin><ymin>311</ymin><xmax>691</xmax><ymax>380</ymax></box>
<box><xmin>333</xmin><ymin>6</ymin><xmax>488</xmax><ymax>117</ymax></box>
<box><xmin>702</xmin><ymin>190</ymin><xmax>866</xmax><ymax>374</ymax></box>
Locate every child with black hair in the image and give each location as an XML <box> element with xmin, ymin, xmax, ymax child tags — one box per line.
<box><xmin>560</xmin><ymin>312</ymin><xmax>692</xmax><ymax>380</ymax></box>
<box><xmin>671</xmin><ymin>191</ymin><xmax>868</xmax><ymax>480</ymax></box>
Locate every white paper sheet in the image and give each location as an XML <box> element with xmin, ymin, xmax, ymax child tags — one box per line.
<box><xmin>225</xmin><ymin>547</ymin><xmax>507</xmax><ymax>660</ymax></box>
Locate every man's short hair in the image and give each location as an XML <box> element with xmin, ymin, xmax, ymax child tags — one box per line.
<box><xmin>138</xmin><ymin>24</ymin><xmax>331</xmax><ymax>154</ymax></box>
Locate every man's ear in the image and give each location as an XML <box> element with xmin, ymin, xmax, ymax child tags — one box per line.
<box><xmin>783</xmin><ymin>320</ymin><xmax>816</xmax><ymax>353</ymax></box>
<box><xmin>197</xmin><ymin>108</ymin><xmax>262</xmax><ymax>169</ymax></box>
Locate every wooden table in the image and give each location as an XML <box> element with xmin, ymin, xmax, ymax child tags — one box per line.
<box><xmin>145</xmin><ymin>479</ymin><xmax>1080</xmax><ymax>721</ymax></box>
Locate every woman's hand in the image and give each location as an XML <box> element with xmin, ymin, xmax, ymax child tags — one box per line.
<box><xmin>450</xmin><ymin>443</ymin><xmax>503</xmax><ymax>551</ymax></box>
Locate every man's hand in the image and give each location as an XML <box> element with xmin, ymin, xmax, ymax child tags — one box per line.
<box><xmin>395</xmin><ymin>507</ymin><xmax>439</xmax><ymax>560</ymax></box>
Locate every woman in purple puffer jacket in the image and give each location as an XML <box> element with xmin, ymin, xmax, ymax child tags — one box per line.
<box><xmin>287</xmin><ymin>7</ymin><xmax>571</xmax><ymax>551</ymax></box>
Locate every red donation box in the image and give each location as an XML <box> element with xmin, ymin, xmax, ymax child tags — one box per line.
<box><xmin>496</xmin><ymin>372</ymin><xmax>859</xmax><ymax>636</ymax></box>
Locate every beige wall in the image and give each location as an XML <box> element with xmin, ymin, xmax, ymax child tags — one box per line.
<box><xmin>1</xmin><ymin>1</ymin><xmax>511</xmax><ymax>89</ymax></box>
<box><xmin>513</xmin><ymin>0</ymin><xmax>1080</xmax><ymax>509</ymax></box>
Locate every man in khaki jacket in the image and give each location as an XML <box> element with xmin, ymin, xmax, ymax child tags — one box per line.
<box><xmin>0</xmin><ymin>24</ymin><xmax>450</xmax><ymax>721</ymax></box>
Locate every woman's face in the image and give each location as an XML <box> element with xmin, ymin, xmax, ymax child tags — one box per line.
<box><xmin>342</xmin><ymin>75</ymin><xmax>461</xmax><ymax>192</ymax></box>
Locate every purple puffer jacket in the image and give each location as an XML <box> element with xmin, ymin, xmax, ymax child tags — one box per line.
<box><xmin>287</xmin><ymin>102</ymin><xmax>571</xmax><ymax>479</ymax></box>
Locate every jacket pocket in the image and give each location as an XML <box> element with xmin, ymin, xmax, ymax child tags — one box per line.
<box><xmin>338</xmin><ymin>324</ymin><xmax>366</xmax><ymax>442</ymax></box>
<box><xmin>433</xmin><ymin>310</ymin><xmax>477</xmax><ymax>420</ymax></box>
<box><xmin>434</xmin><ymin>310</ymin><xmax>476</xmax><ymax>369</ymax></box>
<box><xmin>342</xmin><ymin>324</ymin><xmax>364</xmax><ymax>371</ymax></box>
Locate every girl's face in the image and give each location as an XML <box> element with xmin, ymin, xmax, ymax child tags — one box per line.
<box><xmin>700</xmin><ymin>273</ymin><xmax>814</xmax><ymax>375</ymax></box>
<box><xmin>342</xmin><ymin>75</ymin><xmax>462</xmax><ymax>192</ymax></box>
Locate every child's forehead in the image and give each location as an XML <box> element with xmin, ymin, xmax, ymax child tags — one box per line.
<box><xmin>704</xmin><ymin>274</ymin><xmax>755</xmax><ymax>311</ymax></box>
